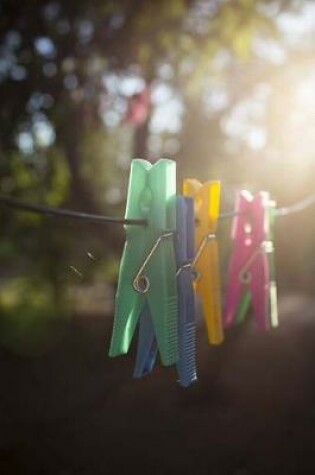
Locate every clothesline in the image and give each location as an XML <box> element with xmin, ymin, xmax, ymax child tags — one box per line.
<box><xmin>1</xmin><ymin>191</ymin><xmax>315</xmax><ymax>224</ymax></box>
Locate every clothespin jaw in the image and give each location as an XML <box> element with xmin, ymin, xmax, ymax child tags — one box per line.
<box><xmin>183</xmin><ymin>179</ymin><xmax>223</xmax><ymax>345</ymax></box>
<box><xmin>224</xmin><ymin>191</ymin><xmax>278</xmax><ymax>330</ymax></box>
<box><xmin>109</xmin><ymin>159</ymin><xmax>179</xmax><ymax>366</ymax></box>
<box><xmin>133</xmin><ymin>196</ymin><xmax>198</xmax><ymax>387</ymax></box>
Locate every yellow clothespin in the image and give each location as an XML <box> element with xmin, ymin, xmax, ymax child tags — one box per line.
<box><xmin>183</xmin><ymin>179</ymin><xmax>223</xmax><ymax>345</ymax></box>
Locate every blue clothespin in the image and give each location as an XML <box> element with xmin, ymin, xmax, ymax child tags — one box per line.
<box><xmin>133</xmin><ymin>196</ymin><xmax>197</xmax><ymax>387</ymax></box>
<box><xmin>133</xmin><ymin>303</ymin><xmax>158</xmax><ymax>378</ymax></box>
<box><xmin>176</xmin><ymin>197</ymin><xmax>197</xmax><ymax>386</ymax></box>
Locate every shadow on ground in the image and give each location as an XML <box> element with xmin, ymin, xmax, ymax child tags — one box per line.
<box><xmin>1</xmin><ymin>292</ymin><xmax>315</xmax><ymax>475</ymax></box>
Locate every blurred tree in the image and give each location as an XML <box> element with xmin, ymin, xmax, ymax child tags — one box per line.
<box><xmin>1</xmin><ymin>0</ymin><xmax>311</xmax><ymax>196</ymax></box>
<box><xmin>0</xmin><ymin>0</ymin><xmax>314</xmax><ymax>348</ymax></box>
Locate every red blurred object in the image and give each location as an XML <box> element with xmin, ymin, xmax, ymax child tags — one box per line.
<box><xmin>124</xmin><ymin>86</ymin><xmax>151</xmax><ymax>126</ymax></box>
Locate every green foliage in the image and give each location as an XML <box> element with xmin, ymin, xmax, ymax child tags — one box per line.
<box><xmin>7</xmin><ymin>148</ymin><xmax>69</xmax><ymax>203</ymax></box>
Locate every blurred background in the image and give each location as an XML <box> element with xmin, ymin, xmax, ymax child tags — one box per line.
<box><xmin>0</xmin><ymin>1</ymin><xmax>315</xmax><ymax>473</ymax></box>
<box><xmin>1</xmin><ymin>0</ymin><xmax>315</xmax><ymax>352</ymax></box>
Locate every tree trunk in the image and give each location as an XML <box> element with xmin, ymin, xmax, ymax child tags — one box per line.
<box><xmin>133</xmin><ymin>117</ymin><xmax>150</xmax><ymax>159</ymax></box>
<box><xmin>59</xmin><ymin>100</ymin><xmax>124</xmax><ymax>254</ymax></box>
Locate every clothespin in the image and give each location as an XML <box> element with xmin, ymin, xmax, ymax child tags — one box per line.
<box><xmin>175</xmin><ymin>196</ymin><xmax>198</xmax><ymax>386</ymax></box>
<box><xmin>267</xmin><ymin>202</ymin><xmax>279</xmax><ymax>329</ymax></box>
<box><xmin>223</xmin><ymin>191</ymin><xmax>278</xmax><ymax>330</ymax></box>
<box><xmin>133</xmin><ymin>303</ymin><xmax>158</xmax><ymax>378</ymax></box>
<box><xmin>133</xmin><ymin>196</ymin><xmax>198</xmax><ymax>387</ymax></box>
<box><xmin>183</xmin><ymin>179</ymin><xmax>223</xmax><ymax>345</ymax></box>
<box><xmin>124</xmin><ymin>86</ymin><xmax>150</xmax><ymax>126</ymax></box>
<box><xmin>109</xmin><ymin>159</ymin><xmax>179</xmax><ymax>366</ymax></box>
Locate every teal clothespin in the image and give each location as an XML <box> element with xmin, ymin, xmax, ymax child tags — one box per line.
<box><xmin>109</xmin><ymin>159</ymin><xmax>179</xmax><ymax>366</ymax></box>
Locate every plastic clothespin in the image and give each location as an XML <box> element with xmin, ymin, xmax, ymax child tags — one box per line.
<box><xmin>133</xmin><ymin>196</ymin><xmax>198</xmax><ymax>387</ymax></box>
<box><xmin>109</xmin><ymin>159</ymin><xmax>178</xmax><ymax>366</ymax></box>
<box><xmin>133</xmin><ymin>302</ymin><xmax>157</xmax><ymax>378</ymax></box>
<box><xmin>223</xmin><ymin>191</ymin><xmax>278</xmax><ymax>330</ymax></box>
<box><xmin>267</xmin><ymin>202</ymin><xmax>279</xmax><ymax>329</ymax></box>
<box><xmin>175</xmin><ymin>196</ymin><xmax>198</xmax><ymax>386</ymax></box>
<box><xmin>183</xmin><ymin>179</ymin><xmax>224</xmax><ymax>345</ymax></box>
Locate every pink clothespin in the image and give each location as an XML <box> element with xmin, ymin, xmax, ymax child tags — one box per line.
<box><xmin>124</xmin><ymin>86</ymin><xmax>151</xmax><ymax>126</ymax></box>
<box><xmin>224</xmin><ymin>190</ymin><xmax>277</xmax><ymax>331</ymax></box>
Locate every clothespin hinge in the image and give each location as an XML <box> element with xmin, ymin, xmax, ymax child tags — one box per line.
<box><xmin>133</xmin><ymin>232</ymin><xmax>174</xmax><ymax>294</ymax></box>
<box><xmin>176</xmin><ymin>232</ymin><xmax>216</xmax><ymax>278</ymax></box>
<box><xmin>238</xmin><ymin>240</ymin><xmax>274</xmax><ymax>284</ymax></box>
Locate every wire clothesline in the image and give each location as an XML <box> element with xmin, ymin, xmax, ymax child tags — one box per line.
<box><xmin>0</xmin><ymin>187</ymin><xmax>312</xmax><ymax>386</ymax></box>
<box><xmin>275</xmin><ymin>193</ymin><xmax>315</xmax><ymax>217</ymax></box>
<box><xmin>1</xmin><ymin>191</ymin><xmax>315</xmax><ymax>225</ymax></box>
<box><xmin>0</xmin><ymin>195</ymin><xmax>147</xmax><ymax>225</ymax></box>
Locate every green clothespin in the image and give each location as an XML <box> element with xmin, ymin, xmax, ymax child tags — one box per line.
<box><xmin>268</xmin><ymin>201</ymin><xmax>279</xmax><ymax>328</ymax></box>
<box><xmin>109</xmin><ymin>159</ymin><xmax>179</xmax><ymax>366</ymax></box>
<box><xmin>235</xmin><ymin>291</ymin><xmax>251</xmax><ymax>324</ymax></box>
